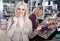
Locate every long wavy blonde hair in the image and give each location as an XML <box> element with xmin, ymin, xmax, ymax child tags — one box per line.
<box><xmin>15</xmin><ymin>2</ymin><xmax>32</xmax><ymax>28</ymax></box>
<box><xmin>15</xmin><ymin>2</ymin><xmax>28</xmax><ymax>17</ymax></box>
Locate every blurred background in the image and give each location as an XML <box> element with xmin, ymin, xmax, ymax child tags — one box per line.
<box><xmin>0</xmin><ymin>0</ymin><xmax>60</xmax><ymax>41</ymax></box>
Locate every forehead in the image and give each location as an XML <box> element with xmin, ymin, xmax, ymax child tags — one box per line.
<box><xmin>18</xmin><ymin>4</ymin><xmax>25</xmax><ymax>8</ymax></box>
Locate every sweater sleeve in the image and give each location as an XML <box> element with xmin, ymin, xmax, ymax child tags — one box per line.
<box><xmin>29</xmin><ymin>14</ymin><xmax>39</xmax><ymax>39</ymax></box>
<box><xmin>29</xmin><ymin>14</ymin><xmax>38</xmax><ymax>30</ymax></box>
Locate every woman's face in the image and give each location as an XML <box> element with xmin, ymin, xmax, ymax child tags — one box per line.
<box><xmin>17</xmin><ymin>5</ymin><xmax>25</xmax><ymax>17</ymax></box>
<box><xmin>37</xmin><ymin>10</ymin><xmax>43</xmax><ymax>17</ymax></box>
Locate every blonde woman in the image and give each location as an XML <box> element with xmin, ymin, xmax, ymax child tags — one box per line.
<box><xmin>7</xmin><ymin>2</ymin><xmax>42</xmax><ymax>41</ymax></box>
<box><xmin>29</xmin><ymin>7</ymin><xmax>44</xmax><ymax>41</ymax></box>
<box><xmin>7</xmin><ymin>2</ymin><xmax>32</xmax><ymax>41</ymax></box>
<box><xmin>29</xmin><ymin>7</ymin><xmax>43</xmax><ymax>31</ymax></box>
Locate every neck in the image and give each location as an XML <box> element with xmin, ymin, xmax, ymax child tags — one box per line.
<box><xmin>18</xmin><ymin>16</ymin><xmax>23</xmax><ymax>19</ymax></box>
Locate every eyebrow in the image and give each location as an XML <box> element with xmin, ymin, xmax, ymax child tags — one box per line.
<box><xmin>17</xmin><ymin>8</ymin><xmax>25</xmax><ymax>10</ymax></box>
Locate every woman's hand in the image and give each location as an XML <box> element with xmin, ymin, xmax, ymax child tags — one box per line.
<box><xmin>36</xmin><ymin>25</ymin><xmax>43</xmax><ymax>31</ymax></box>
<box><xmin>13</xmin><ymin>17</ymin><xmax>18</xmax><ymax>24</ymax></box>
<box><xmin>47</xmin><ymin>23</ymin><xmax>56</xmax><ymax>29</ymax></box>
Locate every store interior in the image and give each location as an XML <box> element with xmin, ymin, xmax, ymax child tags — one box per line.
<box><xmin>0</xmin><ymin>0</ymin><xmax>60</xmax><ymax>41</ymax></box>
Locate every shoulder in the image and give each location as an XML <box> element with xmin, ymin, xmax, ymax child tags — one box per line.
<box><xmin>27</xmin><ymin>19</ymin><xmax>32</xmax><ymax>28</ymax></box>
<box><xmin>29</xmin><ymin>13</ymin><xmax>35</xmax><ymax>17</ymax></box>
<box><xmin>29</xmin><ymin>19</ymin><xmax>32</xmax><ymax>24</ymax></box>
<box><xmin>26</xmin><ymin>18</ymin><xmax>32</xmax><ymax>25</ymax></box>
<box><xmin>29</xmin><ymin>13</ymin><xmax>36</xmax><ymax>19</ymax></box>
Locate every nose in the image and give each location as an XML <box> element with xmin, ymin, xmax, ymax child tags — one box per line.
<box><xmin>19</xmin><ymin>9</ymin><xmax>23</xmax><ymax>13</ymax></box>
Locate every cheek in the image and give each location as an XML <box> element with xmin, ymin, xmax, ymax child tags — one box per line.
<box><xmin>39</xmin><ymin>12</ymin><xmax>43</xmax><ymax>15</ymax></box>
<box><xmin>39</xmin><ymin>13</ymin><xmax>42</xmax><ymax>16</ymax></box>
<box><xmin>39</xmin><ymin>11</ymin><xmax>43</xmax><ymax>15</ymax></box>
<box><xmin>17</xmin><ymin>10</ymin><xmax>20</xmax><ymax>13</ymax></box>
<box><xmin>23</xmin><ymin>11</ymin><xmax>25</xmax><ymax>14</ymax></box>
<box><xmin>16</xmin><ymin>10</ymin><xmax>19</xmax><ymax>14</ymax></box>
<box><xmin>37</xmin><ymin>13</ymin><xmax>41</xmax><ymax>16</ymax></box>
<box><xmin>36</xmin><ymin>14</ymin><xmax>39</xmax><ymax>17</ymax></box>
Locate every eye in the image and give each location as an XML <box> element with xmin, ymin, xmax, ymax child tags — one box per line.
<box><xmin>17</xmin><ymin>8</ymin><xmax>20</xmax><ymax>10</ymax></box>
<box><xmin>22</xmin><ymin>9</ymin><xmax>25</xmax><ymax>11</ymax></box>
<box><xmin>17</xmin><ymin>8</ymin><xmax>25</xmax><ymax>11</ymax></box>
